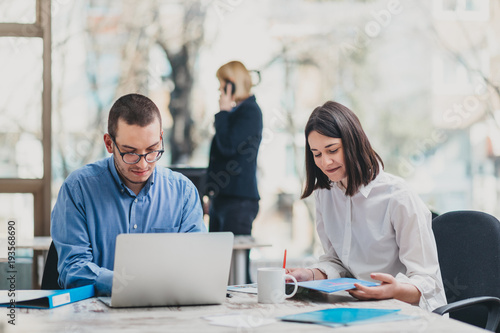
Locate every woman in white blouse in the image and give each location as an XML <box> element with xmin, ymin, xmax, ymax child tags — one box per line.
<box><xmin>286</xmin><ymin>101</ymin><xmax>447</xmax><ymax>311</ymax></box>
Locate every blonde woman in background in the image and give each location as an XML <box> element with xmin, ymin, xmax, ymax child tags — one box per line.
<box><xmin>205</xmin><ymin>61</ymin><xmax>263</xmax><ymax>283</ymax></box>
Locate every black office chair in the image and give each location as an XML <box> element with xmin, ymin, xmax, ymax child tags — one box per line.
<box><xmin>432</xmin><ymin>210</ymin><xmax>500</xmax><ymax>332</ymax></box>
<box><xmin>169</xmin><ymin>167</ymin><xmax>207</xmax><ymax>206</ymax></box>
<box><xmin>41</xmin><ymin>241</ymin><xmax>62</xmax><ymax>290</ymax></box>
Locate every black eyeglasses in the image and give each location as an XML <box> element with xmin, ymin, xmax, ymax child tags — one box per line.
<box><xmin>111</xmin><ymin>136</ymin><xmax>164</xmax><ymax>164</ymax></box>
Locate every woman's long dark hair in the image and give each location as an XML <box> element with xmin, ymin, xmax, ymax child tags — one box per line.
<box><xmin>301</xmin><ymin>101</ymin><xmax>383</xmax><ymax>198</ymax></box>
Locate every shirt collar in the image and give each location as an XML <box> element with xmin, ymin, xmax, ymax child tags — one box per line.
<box><xmin>107</xmin><ymin>155</ymin><xmax>156</xmax><ymax>197</ymax></box>
<box><xmin>231</xmin><ymin>95</ymin><xmax>255</xmax><ymax>112</ymax></box>
<box><xmin>332</xmin><ymin>169</ymin><xmax>384</xmax><ymax>198</ymax></box>
<box><xmin>333</xmin><ymin>181</ymin><xmax>347</xmax><ymax>194</ymax></box>
<box><xmin>358</xmin><ymin>181</ymin><xmax>373</xmax><ymax>198</ymax></box>
<box><xmin>108</xmin><ymin>155</ymin><xmax>123</xmax><ymax>189</ymax></box>
<box><xmin>358</xmin><ymin>169</ymin><xmax>384</xmax><ymax>198</ymax></box>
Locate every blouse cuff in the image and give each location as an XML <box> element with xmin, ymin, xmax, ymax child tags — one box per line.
<box><xmin>310</xmin><ymin>261</ymin><xmax>343</xmax><ymax>279</ymax></box>
<box><xmin>395</xmin><ymin>272</ymin><xmax>432</xmax><ymax>311</ymax></box>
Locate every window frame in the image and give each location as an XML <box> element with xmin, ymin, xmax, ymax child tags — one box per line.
<box><xmin>0</xmin><ymin>0</ymin><xmax>52</xmax><ymax>237</ymax></box>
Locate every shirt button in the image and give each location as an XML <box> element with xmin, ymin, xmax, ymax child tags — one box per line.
<box><xmin>134</xmin><ymin>198</ymin><xmax>138</xmax><ymax>203</ymax></box>
<box><xmin>133</xmin><ymin>224</ymin><xmax>137</xmax><ymax>229</ymax></box>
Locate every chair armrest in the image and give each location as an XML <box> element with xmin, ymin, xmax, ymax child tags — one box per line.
<box><xmin>433</xmin><ymin>296</ymin><xmax>500</xmax><ymax>332</ymax></box>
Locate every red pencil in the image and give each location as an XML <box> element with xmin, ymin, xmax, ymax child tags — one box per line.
<box><xmin>283</xmin><ymin>249</ymin><xmax>287</xmax><ymax>269</ymax></box>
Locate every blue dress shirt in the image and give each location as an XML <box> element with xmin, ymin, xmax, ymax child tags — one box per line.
<box><xmin>51</xmin><ymin>156</ymin><xmax>206</xmax><ymax>295</ymax></box>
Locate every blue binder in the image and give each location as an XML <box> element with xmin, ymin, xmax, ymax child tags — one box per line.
<box><xmin>0</xmin><ymin>284</ymin><xmax>95</xmax><ymax>309</ymax></box>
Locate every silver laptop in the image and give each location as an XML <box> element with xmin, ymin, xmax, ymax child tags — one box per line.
<box><xmin>99</xmin><ymin>232</ymin><xmax>234</xmax><ymax>308</ymax></box>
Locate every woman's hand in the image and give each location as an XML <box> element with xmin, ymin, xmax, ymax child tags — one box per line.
<box><xmin>348</xmin><ymin>273</ymin><xmax>421</xmax><ymax>305</ymax></box>
<box><xmin>285</xmin><ymin>268</ymin><xmax>326</xmax><ymax>282</ymax></box>
<box><xmin>219</xmin><ymin>83</ymin><xmax>235</xmax><ymax>111</ymax></box>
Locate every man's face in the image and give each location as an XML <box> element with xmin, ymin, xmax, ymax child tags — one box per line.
<box><xmin>104</xmin><ymin>118</ymin><xmax>162</xmax><ymax>193</ymax></box>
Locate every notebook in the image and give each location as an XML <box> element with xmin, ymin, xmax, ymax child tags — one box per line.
<box><xmin>99</xmin><ymin>232</ymin><xmax>234</xmax><ymax>308</ymax></box>
<box><xmin>279</xmin><ymin>308</ymin><xmax>405</xmax><ymax>327</ymax></box>
<box><xmin>293</xmin><ymin>278</ymin><xmax>379</xmax><ymax>293</ymax></box>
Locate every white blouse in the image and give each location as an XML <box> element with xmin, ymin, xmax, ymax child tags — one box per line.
<box><xmin>311</xmin><ymin>170</ymin><xmax>447</xmax><ymax>311</ymax></box>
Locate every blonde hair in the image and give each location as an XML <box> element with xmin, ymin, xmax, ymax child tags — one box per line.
<box><xmin>216</xmin><ymin>61</ymin><xmax>252</xmax><ymax>103</ymax></box>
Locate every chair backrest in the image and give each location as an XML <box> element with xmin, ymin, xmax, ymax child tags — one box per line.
<box><xmin>432</xmin><ymin>210</ymin><xmax>500</xmax><ymax>329</ymax></box>
<box><xmin>169</xmin><ymin>167</ymin><xmax>207</xmax><ymax>204</ymax></box>
<box><xmin>41</xmin><ymin>241</ymin><xmax>62</xmax><ymax>290</ymax></box>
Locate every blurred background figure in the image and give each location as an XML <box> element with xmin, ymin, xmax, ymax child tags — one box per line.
<box><xmin>205</xmin><ymin>61</ymin><xmax>263</xmax><ymax>283</ymax></box>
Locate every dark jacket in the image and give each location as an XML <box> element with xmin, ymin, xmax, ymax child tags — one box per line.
<box><xmin>206</xmin><ymin>95</ymin><xmax>263</xmax><ymax>200</ymax></box>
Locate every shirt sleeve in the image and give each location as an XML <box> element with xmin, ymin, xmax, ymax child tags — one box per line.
<box><xmin>179</xmin><ymin>181</ymin><xmax>207</xmax><ymax>233</ymax></box>
<box><xmin>390</xmin><ymin>190</ymin><xmax>446</xmax><ymax>311</ymax></box>
<box><xmin>51</xmin><ymin>180</ymin><xmax>113</xmax><ymax>296</ymax></box>
<box><xmin>310</xmin><ymin>191</ymin><xmax>349</xmax><ymax>279</ymax></box>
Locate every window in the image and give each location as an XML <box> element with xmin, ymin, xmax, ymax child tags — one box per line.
<box><xmin>434</xmin><ymin>0</ymin><xmax>489</xmax><ymax>21</ymax></box>
<box><xmin>0</xmin><ymin>38</ymin><xmax>43</xmax><ymax>179</ymax></box>
<box><xmin>0</xmin><ymin>0</ymin><xmax>36</xmax><ymax>24</ymax></box>
<box><xmin>432</xmin><ymin>49</ymin><xmax>489</xmax><ymax>95</ymax></box>
<box><xmin>0</xmin><ymin>0</ymin><xmax>51</xmax><ymax>239</ymax></box>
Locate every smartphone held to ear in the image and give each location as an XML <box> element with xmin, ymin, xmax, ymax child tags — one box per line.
<box><xmin>225</xmin><ymin>80</ymin><xmax>236</xmax><ymax>96</ymax></box>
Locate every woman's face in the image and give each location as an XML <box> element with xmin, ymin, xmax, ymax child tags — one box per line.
<box><xmin>308</xmin><ymin>130</ymin><xmax>347</xmax><ymax>184</ymax></box>
<box><xmin>218</xmin><ymin>79</ymin><xmax>227</xmax><ymax>94</ymax></box>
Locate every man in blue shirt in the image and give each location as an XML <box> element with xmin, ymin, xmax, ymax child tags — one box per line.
<box><xmin>51</xmin><ymin>93</ymin><xmax>206</xmax><ymax>295</ymax></box>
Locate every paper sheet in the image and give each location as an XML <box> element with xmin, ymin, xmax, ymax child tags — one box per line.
<box><xmin>203</xmin><ymin>313</ymin><xmax>276</xmax><ymax>328</ymax></box>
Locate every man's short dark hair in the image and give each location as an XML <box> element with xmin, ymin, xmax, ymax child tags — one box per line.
<box><xmin>108</xmin><ymin>93</ymin><xmax>162</xmax><ymax>138</ymax></box>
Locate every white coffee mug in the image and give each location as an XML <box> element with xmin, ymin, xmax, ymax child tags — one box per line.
<box><xmin>257</xmin><ymin>267</ymin><xmax>298</xmax><ymax>304</ymax></box>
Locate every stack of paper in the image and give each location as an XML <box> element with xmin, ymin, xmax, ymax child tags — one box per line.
<box><xmin>227</xmin><ymin>283</ymin><xmax>258</xmax><ymax>294</ymax></box>
<box><xmin>203</xmin><ymin>313</ymin><xmax>276</xmax><ymax>328</ymax></box>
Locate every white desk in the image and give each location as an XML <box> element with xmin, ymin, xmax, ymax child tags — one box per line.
<box><xmin>17</xmin><ymin>236</ymin><xmax>52</xmax><ymax>289</ymax></box>
<box><xmin>230</xmin><ymin>235</ymin><xmax>271</xmax><ymax>285</ymax></box>
<box><xmin>3</xmin><ymin>290</ymin><xmax>486</xmax><ymax>332</ymax></box>
<box><xmin>17</xmin><ymin>236</ymin><xmax>52</xmax><ymax>252</ymax></box>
